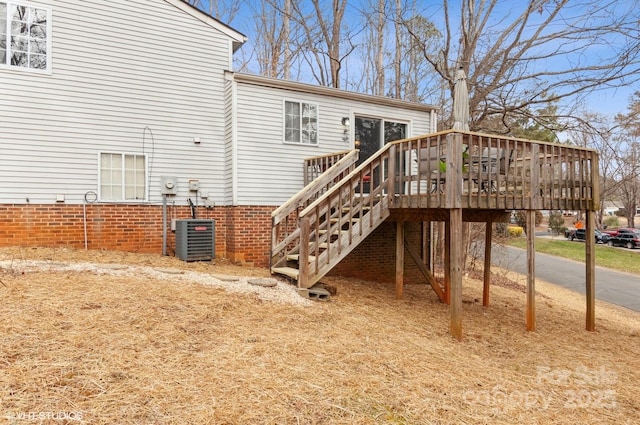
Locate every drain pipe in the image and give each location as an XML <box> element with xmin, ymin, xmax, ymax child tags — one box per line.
<box><xmin>188</xmin><ymin>198</ymin><xmax>197</xmax><ymax>219</ymax></box>
<box><xmin>83</xmin><ymin>191</ymin><xmax>97</xmax><ymax>250</ymax></box>
<box><xmin>162</xmin><ymin>193</ymin><xmax>167</xmax><ymax>256</ymax></box>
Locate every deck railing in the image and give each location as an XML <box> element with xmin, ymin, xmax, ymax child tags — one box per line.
<box><xmin>388</xmin><ymin>130</ymin><xmax>599</xmax><ymax>211</ymax></box>
<box><xmin>296</xmin><ymin>145</ymin><xmax>392</xmax><ymax>288</ymax></box>
<box><xmin>303</xmin><ymin>149</ymin><xmax>356</xmax><ymax>186</ymax></box>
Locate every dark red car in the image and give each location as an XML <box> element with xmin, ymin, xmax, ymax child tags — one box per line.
<box><xmin>603</xmin><ymin>227</ymin><xmax>638</xmax><ymax>237</ymax></box>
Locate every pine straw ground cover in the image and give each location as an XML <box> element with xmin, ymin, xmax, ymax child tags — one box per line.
<box><xmin>0</xmin><ymin>247</ymin><xmax>638</xmax><ymax>424</ymax></box>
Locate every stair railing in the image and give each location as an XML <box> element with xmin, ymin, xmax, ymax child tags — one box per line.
<box><xmin>297</xmin><ymin>142</ymin><xmax>395</xmax><ymax>288</ymax></box>
<box><xmin>270</xmin><ymin>149</ymin><xmax>359</xmax><ymax>270</ymax></box>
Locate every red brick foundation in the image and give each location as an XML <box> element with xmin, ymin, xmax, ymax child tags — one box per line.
<box><xmin>0</xmin><ymin>204</ymin><xmax>423</xmax><ymax>282</ymax></box>
<box><xmin>0</xmin><ymin>204</ymin><xmax>271</xmax><ymax>266</ymax></box>
<box><xmin>329</xmin><ymin>221</ymin><xmax>426</xmax><ymax>284</ymax></box>
<box><xmin>223</xmin><ymin>205</ymin><xmax>273</xmax><ymax>266</ymax></box>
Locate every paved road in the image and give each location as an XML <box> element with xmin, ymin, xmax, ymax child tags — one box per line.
<box><xmin>492</xmin><ymin>245</ymin><xmax>640</xmax><ymax>311</ymax></box>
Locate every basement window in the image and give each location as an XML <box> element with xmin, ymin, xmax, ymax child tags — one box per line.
<box><xmin>0</xmin><ymin>1</ymin><xmax>51</xmax><ymax>72</ymax></box>
<box><xmin>99</xmin><ymin>153</ymin><xmax>147</xmax><ymax>201</ymax></box>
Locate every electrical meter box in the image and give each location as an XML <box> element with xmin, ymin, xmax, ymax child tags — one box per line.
<box><xmin>160</xmin><ymin>176</ymin><xmax>178</xmax><ymax>195</ymax></box>
<box><xmin>188</xmin><ymin>179</ymin><xmax>200</xmax><ymax>191</ymax></box>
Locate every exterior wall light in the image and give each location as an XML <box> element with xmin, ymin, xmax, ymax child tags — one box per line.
<box><xmin>341</xmin><ymin>117</ymin><xmax>350</xmax><ymax>142</ymax></box>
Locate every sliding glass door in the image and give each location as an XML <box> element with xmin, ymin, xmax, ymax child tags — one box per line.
<box><xmin>355</xmin><ymin>116</ymin><xmax>407</xmax><ymax>192</ymax></box>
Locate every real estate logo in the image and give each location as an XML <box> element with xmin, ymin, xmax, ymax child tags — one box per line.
<box><xmin>461</xmin><ymin>364</ymin><xmax>617</xmax><ymax>415</ymax></box>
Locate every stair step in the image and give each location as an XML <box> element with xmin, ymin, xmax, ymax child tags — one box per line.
<box><xmin>287</xmin><ymin>254</ymin><xmax>316</xmax><ymax>262</ymax></box>
<box><xmin>330</xmin><ymin>217</ymin><xmax>361</xmax><ymax>224</ymax></box>
<box><xmin>318</xmin><ymin>229</ymin><xmax>341</xmax><ymax>236</ymax></box>
<box><xmin>308</xmin><ymin>242</ymin><xmax>329</xmax><ymax>249</ymax></box>
<box><xmin>271</xmin><ymin>266</ymin><xmax>299</xmax><ymax>279</ymax></box>
<box><xmin>341</xmin><ymin>206</ymin><xmax>371</xmax><ymax>213</ymax></box>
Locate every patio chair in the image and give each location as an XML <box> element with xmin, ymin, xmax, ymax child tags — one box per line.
<box><xmin>416</xmin><ymin>146</ymin><xmax>446</xmax><ymax>193</ymax></box>
<box><xmin>476</xmin><ymin>147</ymin><xmax>512</xmax><ymax>193</ymax></box>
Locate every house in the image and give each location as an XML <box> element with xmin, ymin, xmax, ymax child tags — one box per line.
<box><xmin>603</xmin><ymin>201</ymin><xmax>622</xmax><ymax>216</ymax></box>
<box><xmin>0</xmin><ymin>0</ymin><xmax>437</xmax><ymax>267</ymax></box>
<box><xmin>1</xmin><ymin>0</ymin><xmax>602</xmax><ymax>340</ymax></box>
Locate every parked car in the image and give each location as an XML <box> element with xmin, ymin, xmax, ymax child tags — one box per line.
<box><xmin>607</xmin><ymin>233</ymin><xmax>640</xmax><ymax>249</ymax></box>
<box><xmin>602</xmin><ymin>227</ymin><xmax>638</xmax><ymax>237</ymax></box>
<box><xmin>564</xmin><ymin>228</ymin><xmax>611</xmax><ymax>243</ymax></box>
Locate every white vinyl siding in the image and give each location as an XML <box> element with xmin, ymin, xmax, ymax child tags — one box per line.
<box><xmin>0</xmin><ymin>0</ymin><xmax>51</xmax><ymax>72</ymax></box>
<box><xmin>233</xmin><ymin>78</ymin><xmax>435</xmax><ymax>206</ymax></box>
<box><xmin>99</xmin><ymin>153</ymin><xmax>146</xmax><ymax>201</ymax></box>
<box><xmin>284</xmin><ymin>100</ymin><xmax>318</xmax><ymax>145</ymax></box>
<box><xmin>0</xmin><ymin>0</ymin><xmax>241</xmax><ymax>205</ymax></box>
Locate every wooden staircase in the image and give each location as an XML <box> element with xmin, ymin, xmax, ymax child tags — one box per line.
<box><xmin>271</xmin><ymin>146</ymin><xmax>393</xmax><ymax>288</ymax></box>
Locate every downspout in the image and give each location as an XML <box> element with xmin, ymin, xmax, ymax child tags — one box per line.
<box><xmin>230</xmin><ymin>74</ymin><xmax>239</xmax><ymax>206</ymax></box>
<box><xmin>430</xmin><ymin>109</ymin><xmax>438</xmax><ymax>133</ymax></box>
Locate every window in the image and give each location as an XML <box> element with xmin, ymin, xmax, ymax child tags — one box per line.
<box><xmin>0</xmin><ymin>1</ymin><xmax>51</xmax><ymax>71</ymax></box>
<box><xmin>284</xmin><ymin>100</ymin><xmax>318</xmax><ymax>144</ymax></box>
<box><xmin>100</xmin><ymin>153</ymin><xmax>147</xmax><ymax>201</ymax></box>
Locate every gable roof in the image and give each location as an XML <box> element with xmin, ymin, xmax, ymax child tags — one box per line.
<box><xmin>231</xmin><ymin>72</ymin><xmax>439</xmax><ymax>113</ymax></box>
<box><xmin>165</xmin><ymin>0</ymin><xmax>247</xmax><ymax>52</ymax></box>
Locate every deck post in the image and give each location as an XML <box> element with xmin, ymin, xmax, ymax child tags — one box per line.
<box><xmin>530</xmin><ymin>145</ymin><xmax>541</xmax><ymax>209</ymax></box>
<box><xmin>444</xmin><ymin>220</ymin><xmax>451</xmax><ymax>304</ymax></box>
<box><xmin>423</xmin><ymin>221</ymin><xmax>431</xmax><ymax>269</ymax></box>
<box><xmin>395</xmin><ymin>221</ymin><xmax>405</xmax><ymax>300</ymax></box>
<box><xmin>526</xmin><ymin>210</ymin><xmax>536</xmax><ymax>331</ymax></box>
<box><xmin>298</xmin><ymin>216</ymin><xmax>310</xmax><ymax>289</ymax></box>
<box><xmin>585</xmin><ymin>209</ymin><xmax>596</xmax><ymax>331</ymax></box>
<box><xmin>449</xmin><ymin>207</ymin><xmax>463</xmax><ymax>341</ymax></box>
<box><xmin>483</xmin><ymin>221</ymin><xmax>492</xmax><ymax>306</ymax></box>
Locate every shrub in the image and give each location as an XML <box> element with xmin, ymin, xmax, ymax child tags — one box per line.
<box><xmin>507</xmin><ymin>226</ymin><xmax>524</xmax><ymax>237</ymax></box>
<box><xmin>512</xmin><ymin>211</ymin><xmax>544</xmax><ymax>234</ymax></box>
<box><xmin>548</xmin><ymin>211</ymin><xmax>565</xmax><ymax>235</ymax></box>
<box><xmin>603</xmin><ymin>215</ymin><xmax>619</xmax><ymax>229</ymax></box>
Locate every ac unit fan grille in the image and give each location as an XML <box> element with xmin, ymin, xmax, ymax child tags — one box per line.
<box><xmin>175</xmin><ymin>219</ymin><xmax>215</xmax><ymax>261</ymax></box>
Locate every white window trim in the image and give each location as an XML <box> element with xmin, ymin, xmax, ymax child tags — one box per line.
<box><xmin>0</xmin><ymin>0</ymin><xmax>52</xmax><ymax>73</ymax></box>
<box><xmin>282</xmin><ymin>99</ymin><xmax>319</xmax><ymax>146</ymax></box>
<box><xmin>98</xmin><ymin>152</ymin><xmax>149</xmax><ymax>203</ymax></box>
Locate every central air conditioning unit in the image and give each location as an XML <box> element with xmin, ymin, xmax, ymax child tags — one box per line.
<box><xmin>175</xmin><ymin>219</ymin><xmax>215</xmax><ymax>261</ymax></box>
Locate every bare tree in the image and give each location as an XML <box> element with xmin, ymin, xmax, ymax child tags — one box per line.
<box><xmin>356</xmin><ymin>0</ymin><xmax>440</xmax><ymax>101</ymax></box>
<box><xmin>565</xmin><ymin>112</ymin><xmax>623</xmax><ymax>227</ymax></box>
<box><xmin>186</xmin><ymin>0</ymin><xmax>240</xmax><ymax>23</ymax></box>
<box><xmin>614</xmin><ymin>142</ymin><xmax>640</xmax><ymax>228</ymax></box>
<box><xmin>288</xmin><ymin>0</ymin><xmax>355</xmax><ymax>88</ymax></box>
<box><xmin>374</xmin><ymin>0</ymin><xmax>386</xmax><ymax>96</ymax></box>
<box><xmin>395</xmin><ymin>12</ymin><xmax>441</xmax><ymax>103</ymax></box>
<box><xmin>402</xmin><ymin>0</ymin><xmax>640</xmax><ymax>132</ymax></box>
<box><xmin>282</xmin><ymin>0</ymin><xmax>292</xmax><ymax>79</ymax></box>
<box><xmin>616</xmin><ymin>91</ymin><xmax>640</xmax><ymax>138</ymax></box>
<box><xmin>614</xmin><ymin>92</ymin><xmax>640</xmax><ymax>227</ymax></box>
<box><xmin>356</xmin><ymin>0</ymin><xmax>389</xmax><ymax>96</ymax></box>
<box><xmin>249</xmin><ymin>0</ymin><xmax>295</xmax><ymax>79</ymax></box>
<box><xmin>393</xmin><ymin>0</ymin><xmax>402</xmax><ymax>99</ymax></box>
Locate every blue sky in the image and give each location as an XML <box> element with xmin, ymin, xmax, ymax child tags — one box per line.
<box><xmin>204</xmin><ymin>0</ymin><xmax>640</xmax><ymax>117</ymax></box>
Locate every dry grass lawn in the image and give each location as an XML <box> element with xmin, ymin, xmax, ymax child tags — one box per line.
<box><xmin>0</xmin><ymin>247</ymin><xmax>638</xmax><ymax>424</ymax></box>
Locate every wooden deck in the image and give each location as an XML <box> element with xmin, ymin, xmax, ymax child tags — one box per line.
<box><xmin>271</xmin><ymin>130</ymin><xmax>599</xmax><ymax>340</ymax></box>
